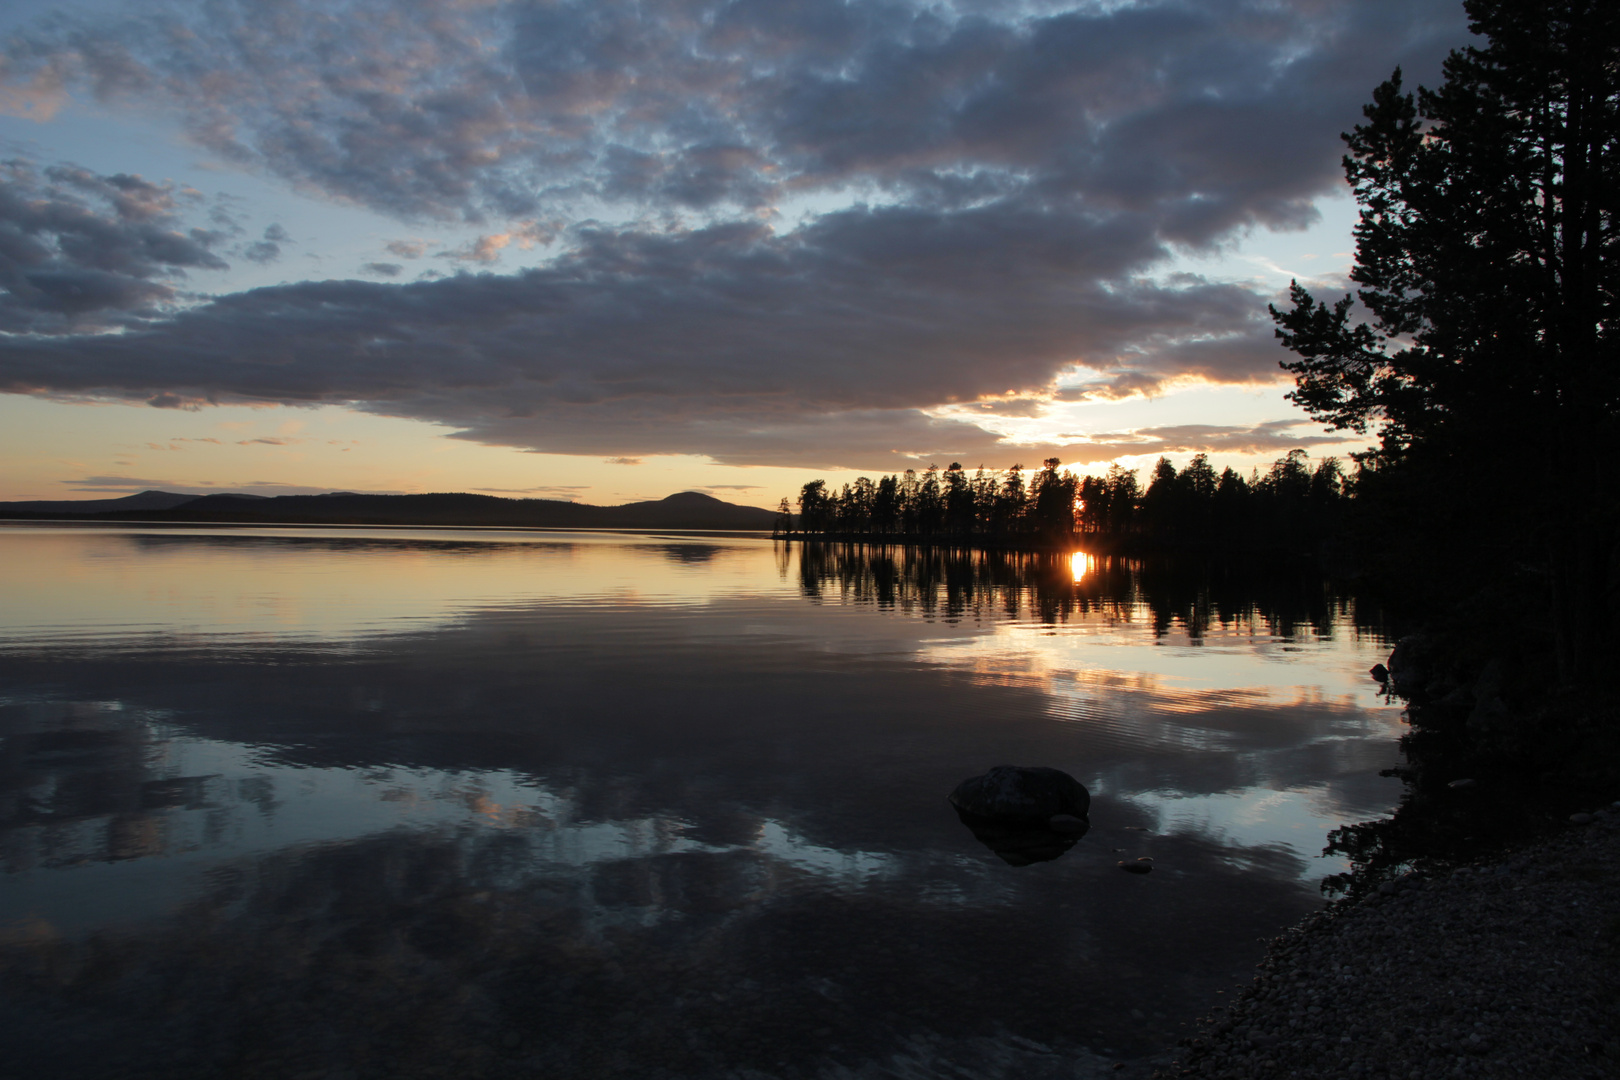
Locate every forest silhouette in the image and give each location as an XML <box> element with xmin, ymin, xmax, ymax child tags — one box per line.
<box><xmin>779</xmin><ymin>450</ymin><xmax>1348</xmax><ymax>554</ymax></box>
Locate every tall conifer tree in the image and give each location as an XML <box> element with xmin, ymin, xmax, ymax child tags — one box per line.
<box><xmin>1272</xmin><ymin>0</ymin><xmax>1618</xmax><ymax>682</ymax></box>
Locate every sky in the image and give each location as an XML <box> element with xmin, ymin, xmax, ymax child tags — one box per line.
<box><xmin>0</xmin><ymin>0</ymin><xmax>1470</xmax><ymax>508</ymax></box>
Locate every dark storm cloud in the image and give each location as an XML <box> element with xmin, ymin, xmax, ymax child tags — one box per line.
<box><xmin>0</xmin><ymin>0</ymin><xmax>1468</xmax><ymax>464</ymax></box>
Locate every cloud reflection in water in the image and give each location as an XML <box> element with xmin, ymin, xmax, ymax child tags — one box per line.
<box><xmin>0</xmin><ymin>526</ymin><xmax>1400</xmax><ymax>1079</ymax></box>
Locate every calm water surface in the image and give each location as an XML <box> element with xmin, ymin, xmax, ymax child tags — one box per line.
<box><xmin>0</xmin><ymin>524</ymin><xmax>1401</xmax><ymax>1079</ymax></box>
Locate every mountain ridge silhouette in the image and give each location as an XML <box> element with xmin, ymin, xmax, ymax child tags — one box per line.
<box><xmin>0</xmin><ymin>489</ymin><xmax>779</xmax><ymax>530</ymax></box>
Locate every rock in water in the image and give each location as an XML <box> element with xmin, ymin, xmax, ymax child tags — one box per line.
<box><xmin>1049</xmin><ymin>813</ymin><xmax>1089</xmax><ymax>834</ymax></box>
<box><xmin>961</xmin><ymin>818</ymin><xmax>1085</xmax><ymax>866</ymax></box>
<box><xmin>948</xmin><ymin>765</ymin><xmax>1090</xmax><ymax>822</ymax></box>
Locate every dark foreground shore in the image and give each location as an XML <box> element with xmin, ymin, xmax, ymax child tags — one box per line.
<box><xmin>1154</xmin><ymin>804</ymin><xmax>1620</xmax><ymax>1080</ymax></box>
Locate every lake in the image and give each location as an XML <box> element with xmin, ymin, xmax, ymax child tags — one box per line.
<box><xmin>0</xmin><ymin>524</ymin><xmax>1402</xmax><ymax>1079</ymax></box>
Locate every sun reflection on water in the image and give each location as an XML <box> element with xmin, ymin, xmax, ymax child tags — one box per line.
<box><xmin>1070</xmin><ymin>550</ymin><xmax>1094</xmax><ymax>583</ymax></box>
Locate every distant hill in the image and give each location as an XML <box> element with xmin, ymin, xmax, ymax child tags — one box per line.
<box><xmin>0</xmin><ymin>489</ymin><xmax>229</xmax><ymax>515</ymax></box>
<box><xmin>0</xmin><ymin>489</ymin><xmax>779</xmax><ymax>531</ymax></box>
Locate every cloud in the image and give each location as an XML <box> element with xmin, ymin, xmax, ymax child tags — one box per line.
<box><xmin>0</xmin><ymin>0</ymin><xmax>1465</xmax><ymax>227</ymax></box>
<box><xmin>604</xmin><ymin>457</ymin><xmax>641</xmax><ymax>466</ymax></box>
<box><xmin>0</xmin><ymin>158</ymin><xmax>230</xmax><ymax>334</ymax></box>
<box><xmin>442</xmin><ymin>233</ymin><xmax>512</xmax><ymax>264</ymax></box>
<box><xmin>0</xmin><ymin>0</ymin><xmax>1469</xmax><ymax>467</ymax></box>
<box><xmin>470</xmin><ymin>485</ymin><xmax>590</xmax><ymax>498</ymax></box>
<box><xmin>1056</xmin><ymin>372</ymin><xmax>1169</xmax><ymax>402</ymax></box>
<box><xmin>0</xmin><ymin>205</ymin><xmax>1284</xmax><ymax>462</ymax></box>
<box><xmin>59</xmin><ymin>475</ymin><xmax>346</xmax><ymax>495</ymax></box>
<box><xmin>440</xmin><ymin>221</ymin><xmax>557</xmax><ymax>263</ymax></box>
<box><xmin>242</xmin><ymin>240</ymin><xmax>280</xmax><ymax>263</ymax></box>
<box><xmin>1055</xmin><ymin>421</ymin><xmax>1352</xmax><ymax>469</ymax></box>
<box><xmin>0</xmin><ymin>58</ymin><xmax>70</xmax><ymax>120</ymax></box>
<box><xmin>61</xmin><ymin>474</ymin><xmax>183</xmax><ymax>490</ymax></box>
<box><xmin>0</xmin><ymin>202</ymin><xmax>1358</xmax><ymax>468</ymax></box>
<box><xmin>236</xmin><ymin>436</ymin><xmax>304</xmax><ymax>445</ymax></box>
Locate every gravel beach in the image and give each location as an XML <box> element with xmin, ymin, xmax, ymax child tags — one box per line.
<box><xmin>1155</xmin><ymin>805</ymin><xmax>1620</xmax><ymax>1080</ymax></box>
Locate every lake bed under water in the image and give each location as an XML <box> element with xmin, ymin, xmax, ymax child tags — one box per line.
<box><xmin>0</xmin><ymin>524</ymin><xmax>1402</xmax><ymax>1079</ymax></box>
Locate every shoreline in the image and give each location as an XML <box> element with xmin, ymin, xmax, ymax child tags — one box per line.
<box><xmin>1150</xmin><ymin>804</ymin><xmax>1620</xmax><ymax>1080</ymax></box>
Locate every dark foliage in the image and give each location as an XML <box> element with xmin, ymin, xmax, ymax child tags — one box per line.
<box><xmin>784</xmin><ymin>452</ymin><xmax>1349</xmax><ymax>553</ymax></box>
<box><xmin>1276</xmin><ymin>0</ymin><xmax>1620</xmax><ymax>892</ymax></box>
<box><xmin>1271</xmin><ymin>0</ymin><xmax>1619</xmax><ymax>686</ymax></box>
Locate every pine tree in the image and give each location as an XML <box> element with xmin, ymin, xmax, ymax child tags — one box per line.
<box><xmin>1271</xmin><ymin>0</ymin><xmax>1618</xmax><ymax>682</ymax></box>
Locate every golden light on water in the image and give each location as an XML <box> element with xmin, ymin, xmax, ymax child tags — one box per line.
<box><xmin>1070</xmin><ymin>551</ymin><xmax>1094</xmax><ymax>583</ymax></box>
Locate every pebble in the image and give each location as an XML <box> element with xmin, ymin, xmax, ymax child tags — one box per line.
<box><xmin>1570</xmin><ymin>812</ymin><xmax>1594</xmax><ymax>825</ymax></box>
<box><xmin>1155</xmin><ymin>807</ymin><xmax>1620</xmax><ymax>1080</ymax></box>
<box><xmin>1118</xmin><ymin>860</ymin><xmax>1153</xmax><ymax>875</ymax></box>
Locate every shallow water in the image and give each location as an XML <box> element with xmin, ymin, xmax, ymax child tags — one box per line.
<box><xmin>0</xmin><ymin>524</ymin><xmax>1402</xmax><ymax>1078</ymax></box>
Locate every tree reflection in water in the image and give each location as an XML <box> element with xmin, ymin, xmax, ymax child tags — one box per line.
<box><xmin>793</xmin><ymin>542</ymin><xmax>1378</xmax><ymax>643</ymax></box>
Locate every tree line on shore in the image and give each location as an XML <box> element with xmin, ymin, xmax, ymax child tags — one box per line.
<box><xmin>778</xmin><ymin>449</ymin><xmax>1348</xmax><ymax>549</ymax></box>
